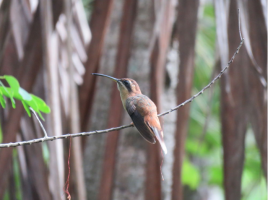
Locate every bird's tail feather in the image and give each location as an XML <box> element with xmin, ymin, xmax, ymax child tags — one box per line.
<box><xmin>151</xmin><ymin>127</ymin><xmax>167</xmax><ymax>154</ymax></box>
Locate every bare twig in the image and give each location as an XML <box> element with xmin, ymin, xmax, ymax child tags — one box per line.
<box><xmin>238</xmin><ymin>8</ymin><xmax>242</xmax><ymax>41</ymax></box>
<box><xmin>0</xmin><ymin>123</ymin><xmax>134</xmax><ymax>148</ymax></box>
<box><xmin>159</xmin><ymin>38</ymin><xmax>244</xmax><ymax>117</ymax></box>
<box><xmin>0</xmin><ymin>36</ymin><xmax>244</xmax><ymax>148</ymax></box>
<box><xmin>30</xmin><ymin>108</ymin><xmax>48</xmax><ymax>138</ymax></box>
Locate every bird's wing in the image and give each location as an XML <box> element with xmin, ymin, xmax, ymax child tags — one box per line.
<box><xmin>146</xmin><ymin>122</ymin><xmax>167</xmax><ymax>154</ymax></box>
<box><xmin>126</xmin><ymin>100</ymin><xmax>156</xmax><ymax>144</ymax></box>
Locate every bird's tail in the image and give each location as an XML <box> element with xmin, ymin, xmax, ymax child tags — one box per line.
<box><xmin>151</xmin><ymin>127</ymin><xmax>167</xmax><ymax>154</ymax></box>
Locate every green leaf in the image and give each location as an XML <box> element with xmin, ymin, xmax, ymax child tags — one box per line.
<box><xmin>0</xmin><ymin>82</ymin><xmax>15</xmax><ymax>108</ymax></box>
<box><xmin>36</xmin><ymin>110</ymin><xmax>44</xmax><ymax>121</ymax></box>
<box><xmin>0</xmin><ymin>94</ymin><xmax>6</xmax><ymax>108</ymax></box>
<box><xmin>30</xmin><ymin>95</ymin><xmax>50</xmax><ymax>113</ymax></box>
<box><xmin>11</xmin><ymin>98</ymin><xmax>15</xmax><ymax>108</ymax></box>
<box><xmin>18</xmin><ymin>88</ymin><xmax>49</xmax><ymax>119</ymax></box>
<box><xmin>0</xmin><ymin>87</ymin><xmax>13</xmax><ymax>98</ymax></box>
<box><xmin>4</xmin><ymin>75</ymin><xmax>20</xmax><ymax>92</ymax></box>
<box><xmin>22</xmin><ymin>101</ymin><xmax>31</xmax><ymax>117</ymax></box>
<box><xmin>27</xmin><ymin>98</ymin><xmax>45</xmax><ymax>120</ymax></box>
<box><xmin>18</xmin><ymin>88</ymin><xmax>32</xmax><ymax>101</ymax></box>
<box><xmin>0</xmin><ymin>77</ymin><xmax>50</xmax><ymax>120</ymax></box>
<box><xmin>25</xmin><ymin>99</ymin><xmax>38</xmax><ymax>111</ymax></box>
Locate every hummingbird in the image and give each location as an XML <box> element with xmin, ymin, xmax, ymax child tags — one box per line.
<box><xmin>92</xmin><ymin>73</ymin><xmax>167</xmax><ymax>154</ymax></box>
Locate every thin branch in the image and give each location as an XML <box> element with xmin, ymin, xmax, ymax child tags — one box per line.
<box><xmin>0</xmin><ymin>124</ymin><xmax>134</xmax><ymax>148</ymax></box>
<box><xmin>30</xmin><ymin>107</ymin><xmax>48</xmax><ymax>138</ymax></box>
<box><xmin>0</xmin><ymin>36</ymin><xmax>244</xmax><ymax>148</ymax></box>
<box><xmin>158</xmin><ymin>38</ymin><xmax>244</xmax><ymax>117</ymax></box>
<box><xmin>238</xmin><ymin>8</ymin><xmax>242</xmax><ymax>41</ymax></box>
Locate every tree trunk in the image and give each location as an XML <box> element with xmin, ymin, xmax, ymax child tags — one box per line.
<box><xmin>172</xmin><ymin>0</ymin><xmax>199</xmax><ymax>199</ymax></box>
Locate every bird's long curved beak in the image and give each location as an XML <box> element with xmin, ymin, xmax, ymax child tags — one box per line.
<box><xmin>92</xmin><ymin>73</ymin><xmax>119</xmax><ymax>82</ymax></box>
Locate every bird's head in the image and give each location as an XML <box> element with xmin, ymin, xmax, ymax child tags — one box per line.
<box><xmin>92</xmin><ymin>73</ymin><xmax>142</xmax><ymax>97</ymax></box>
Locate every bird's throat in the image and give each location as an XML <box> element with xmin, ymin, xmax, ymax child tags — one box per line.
<box><xmin>119</xmin><ymin>92</ymin><xmax>127</xmax><ymax>110</ymax></box>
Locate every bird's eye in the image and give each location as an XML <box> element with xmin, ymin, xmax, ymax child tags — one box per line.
<box><xmin>123</xmin><ymin>80</ymin><xmax>132</xmax><ymax>92</ymax></box>
<box><xmin>124</xmin><ymin>81</ymin><xmax>129</xmax><ymax>86</ymax></box>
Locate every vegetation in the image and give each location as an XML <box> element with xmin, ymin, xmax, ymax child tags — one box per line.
<box><xmin>0</xmin><ymin>0</ymin><xmax>266</xmax><ymax>200</ymax></box>
<box><xmin>184</xmin><ymin>4</ymin><xmax>266</xmax><ymax>199</ymax></box>
<box><xmin>0</xmin><ymin>75</ymin><xmax>50</xmax><ymax>120</ymax></box>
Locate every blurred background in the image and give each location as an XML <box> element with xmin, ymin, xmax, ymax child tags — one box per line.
<box><xmin>0</xmin><ymin>0</ymin><xmax>267</xmax><ymax>199</ymax></box>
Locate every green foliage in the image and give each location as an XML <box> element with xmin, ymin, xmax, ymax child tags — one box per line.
<box><xmin>182</xmin><ymin>158</ymin><xmax>201</xmax><ymax>190</ymax></box>
<box><xmin>3</xmin><ymin>191</ymin><xmax>9</xmax><ymax>200</ymax></box>
<box><xmin>185</xmin><ymin>1</ymin><xmax>221</xmax><ymax>192</ymax></box>
<box><xmin>208</xmin><ymin>166</ymin><xmax>223</xmax><ymax>186</ymax></box>
<box><xmin>184</xmin><ymin>2</ymin><xmax>267</xmax><ymax>200</ymax></box>
<box><xmin>0</xmin><ymin>75</ymin><xmax>50</xmax><ymax>120</ymax></box>
<box><xmin>13</xmin><ymin>149</ymin><xmax>22</xmax><ymax>200</ymax></box>
<box><xmin>42</xmin><ymin>143</ymin><xmax>50</xmax><ymax>166</ymax></box>
<box><xmin>82</xmin><ymin>0</ymin><xmax>95</xmax><ymax>19</ymax></box>
<box><xmin>241</xmin><ymin>130</ymin><xmax>267</xmax><ymax>200</ymax></box>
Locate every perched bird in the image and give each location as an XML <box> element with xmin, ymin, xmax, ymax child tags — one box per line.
<box><xmin>92</xmin><ymin>73</ymin><xmax>167</xmax><ymax>154</ymax></box>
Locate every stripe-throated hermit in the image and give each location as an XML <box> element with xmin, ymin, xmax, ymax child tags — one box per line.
<box><xmin>92</xmin><ymin>73</ymin><xmax>167</xmax><ymax>154</ymax></box>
